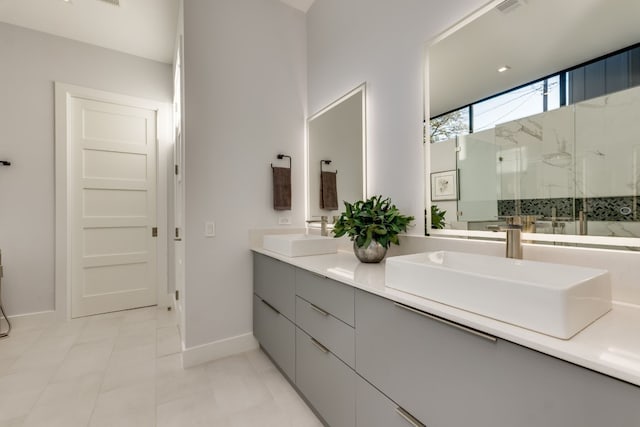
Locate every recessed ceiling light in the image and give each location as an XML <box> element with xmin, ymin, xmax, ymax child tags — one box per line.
<box><xmin>497</xmin><ymin>65</ymin><xmax>511</xmax><ymax>73</ymax></box>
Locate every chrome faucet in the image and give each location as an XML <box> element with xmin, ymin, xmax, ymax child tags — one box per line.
<box><xmin>306</xmin><ymin>216</ymin><xmax>329</xmax><ymax>236</ymax></box>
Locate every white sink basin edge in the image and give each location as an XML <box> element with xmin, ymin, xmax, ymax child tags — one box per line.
<box><xmin>385</xmin><ymin>251</ymin><xmax>612</xmax><ymax>339</ymax></box>
<box><xmin>263</xmin><ymin>234</ymin><xmax>339</xmax><ymax>257</ymax></box>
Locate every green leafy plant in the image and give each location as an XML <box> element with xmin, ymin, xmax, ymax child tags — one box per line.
<box><xmin>333</xmin><ymin>195</ymin><xmax>414</xmax><ymax>249</ymax></box>
<box><xmin>431</xmin><ymin>204</ymin><xmax>446</xmax><ymax>229</ymax></box>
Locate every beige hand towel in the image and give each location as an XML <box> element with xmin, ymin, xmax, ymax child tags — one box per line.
<box><xmin>272</xmin><ymin>167</ymin><xmax>291</xmax><ymax>210</ymax></box>
<box><xmin>320</xmin><ymin>171</ymin><xmax>338</xmax><ymax>210</ymax></box>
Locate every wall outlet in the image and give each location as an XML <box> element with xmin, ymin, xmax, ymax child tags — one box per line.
<box><xmin>205</xmin><ymin>221</ymin><xmax>215</xmax><ymax>237</ymax></box>
<box><xmin>278</xmin><ymin>216</ymin><xmax>292</xmax><ymax>225</ymax></box>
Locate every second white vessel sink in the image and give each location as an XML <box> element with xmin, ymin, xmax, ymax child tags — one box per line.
<box><xmin>263</xmin><ymin>234</ymin><xmax>338</xmax><ymax>257</ymax></box>
<box><xmin>385</xmin><ymin>251</ymin><xmax>611</xmax><ymax>339</ymax></box>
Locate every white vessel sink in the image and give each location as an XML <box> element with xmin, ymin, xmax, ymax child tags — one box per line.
<box><xmin>263</xmin><ymin>234</ymin><xmax>338</xmax><ymax>257</ymax></box>
<box><xmin>385</xmin><ymin>251</ymin><xmax>611</xmax><ymax>339</ymax></box>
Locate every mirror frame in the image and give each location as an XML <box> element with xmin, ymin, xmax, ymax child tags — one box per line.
<box><xmin>305</xmin><ymin>83</ymin><xmax>367</xmax><ymax>222</ymax></box>
<box><xmin>425</xmin><ymin>1</ymin><xmax>640</xmax><ymax>250</ymax></box>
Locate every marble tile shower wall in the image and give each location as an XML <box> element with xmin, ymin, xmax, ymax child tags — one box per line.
<box><xmin>493</xmin><ymin>86</ymin><xmax>639</xmax><ymax>198</ymax></box>
<box><xmin>490</xmin><ymin>86</ymin><xmax>640</xmax><ymax>237</ymax></box>
<box><xmin>575</xmin><ymin>87</ymin><xmax>640</xmax><ymax>200</ymax></box>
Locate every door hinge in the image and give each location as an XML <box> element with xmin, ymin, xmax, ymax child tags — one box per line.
<box><xmin>175</xmin><ymin>164</ymin><xmax>179</xmax><ymax>175</ymax></box>
<box><xmin>152</xmin><ymin>227</ymin><xmax>158</xmax><ymax>237</ymax></box>
<box><xmin>175</xmin><ymin>290</ymin><xmax>179</xmax><ymax>301</ymax></box>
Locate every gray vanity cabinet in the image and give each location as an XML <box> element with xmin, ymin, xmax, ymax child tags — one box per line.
<box><xmin>296</xmin><ymin>327</ymin><xmax>356</xmax><ymax>427</ymax></box>
<box><xmin>295</xmin><ymin>269</ymin><xmax>357</xmax><ymax>426</ymax></box>
<box><xmin>355</xmin><ymin>289</ymin><xmax>640</xmax><ymax>427</ymax></box>
<box><xmin>253</xmin><ymin>253</ymin><xmax>296</xmax><ymax>381</ymax></box>
<box><xmin>252</xmin><ymin>294</ymin><xmax>295</xmax><ymax>381</ymax></box>
<box><xmin>253</xmin><ymin>253</ymin><xmax>295</xmax><ymax>321</ymax></box>
<box><xmin>356</xmin><ymin>375</ymin><xmax>422</xmax><ymax>427</ymax></box>
<box><xmin>296</xmin><ymin>269</ymin><xmax>355</xmax><ymax>326</ymax></box>
<box><xmin>355</xmin><ymin>288</ymin><xmax>498</xmax><ymax>427</ymax></box>
<box><xmin>295</xmin><ymin>296</ymin><xmax>355</xmax><ymax>368</ymax></box>
<box><xmin>253</xmin><ymin>253</ymin><xmax>640</xmax><ymax>427</ymax></box>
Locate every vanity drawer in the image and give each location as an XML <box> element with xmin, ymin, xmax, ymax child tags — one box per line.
<box><xmin>295</xmin><ymin>296</ymin><xmax>355</xmax><ymax>368</ymax></box>
<box><xmin>254</xmin><ymin>253</ymin><xmax>295</xmax><ymax>321</ymax></box>
<box><xmin>356</xmin><ymin>375</ymin><xmax>424</xmax><ymax>427</ymax></box>
<box><xmin>355</xmin><ymin>288</ymin><xmax>499</xmax><ymax>427</ymax></box>
<box><xmin>355</xmin><ymin>289</ymin><xmax>640</xmax><ymax>427</ymax></box>
<box><xmin>295</xmin><ymin>268</ymin><xmax>355</xmax><ymax>326</ymax></box>
<box><xmin>296</xmin><ymin>327</ymin><xmax>356</xmax><ymax>427</ymax></box>
<box><xmin>253</xmin><ymin>294</ymin><xmax>295</xmax><ymax>381</ymax></box>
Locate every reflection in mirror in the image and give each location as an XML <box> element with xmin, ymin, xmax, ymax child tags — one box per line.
<box><xmin>307</xmin><ymin>84</ymin><xmax>366</xmax><ymax>220</ymax></box>
<box><xmin>427</xmin><ymin>0</ymin><xmax>640</xmax><ymax>248</ymax></box>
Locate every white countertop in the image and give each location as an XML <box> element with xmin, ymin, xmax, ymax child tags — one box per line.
<box><xmin>252</xmin><ymin>247</ymin><xmax>640</xmax><ymax>387</ymax></box>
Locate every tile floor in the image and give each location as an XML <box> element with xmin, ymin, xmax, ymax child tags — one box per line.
<box><xmin>0</xmin><ymin>307</ymin><xmax>322</xmax><ymax>427</ymax></box>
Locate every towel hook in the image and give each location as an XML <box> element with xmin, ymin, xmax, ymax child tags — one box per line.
<box><xmin>320</xmin><ymin>159</ymin><xmax>337</xmax><ymax>174</ymax></box>
<box><xmin>271</xmin><ymin>154</ymin><xmax>291</xmax><ymax>169</ymax></box>
<box><xmin>0</xmin><ymin>161</ymin><xmax>11</xmax><ymax>166</ymax></box>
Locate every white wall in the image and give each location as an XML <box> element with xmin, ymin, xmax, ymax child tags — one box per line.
<box><xmin>182</xmin><ymin>0</ymin><xmax>306</xmax><ymax>349</ymax></box>
<box><xmin>0</xmin><ymin>23</ymin><xmax>172</xmax><ymax>316</ymax></box>
<box><xmin>307</xmin><ymin>0</ymin><xmax>488</xmax><ymax>231</ymax></box>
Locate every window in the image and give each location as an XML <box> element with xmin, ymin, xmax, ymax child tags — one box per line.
<box><xmin>429</xmin><ymin>107</ymin><xmax>469</xmax><ymax>143</ymax></box>
<box><xmin>430</xmin><ymin>43</ymin><xmax>640</xmax><ymax>143</ymax></box>
<box><xmin>473</xmin><ymin>76</ymin><xmax>560</xmax><ymax>132</ymax></box>
<box><xmin>430</xmin><ymin>75</ymin><xmax>562</xmax><ymax>141</ymax></box>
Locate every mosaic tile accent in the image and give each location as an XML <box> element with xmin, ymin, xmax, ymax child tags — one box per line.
<box><xmin>498</xmin><ymin>196</ymin><xmax>639</xmax><ymax>221</ymax></box>
<box><xmin>498</xmin><ymin>198</ymin><xmax>574</xmax><ymax>219</ymax></box>
<box><xmin>576</xmin><ymin>197</ymin><xmax>639</xmax><ymax>222</ymax></box>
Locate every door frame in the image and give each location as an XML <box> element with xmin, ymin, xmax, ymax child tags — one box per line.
<box><xmin>55</xmin><ymin>82</ymin><xmax>172</xmax><ymax>320</ymax></box>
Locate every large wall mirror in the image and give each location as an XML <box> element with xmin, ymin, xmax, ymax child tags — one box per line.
<box><xmin>307</xmin><ymin>84</ymin><xmax>366</xmax><ymax>220</ymax></box>
<box><xmin>427</xmin><ymin>0</ymin><xmax>640</xmax><ymax>249</ymax></box>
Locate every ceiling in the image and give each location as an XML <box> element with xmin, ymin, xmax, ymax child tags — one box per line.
<box><xmin>429</xmin><ymin>0</ymin><xmax>640</xmax><ymax>117</ymax></box>
<box><xmin>280</xmin><ymin>0</ymin><xmax>315</xmax><ymax>13</ymax></box>
<box><xmin>0</xmin><ymin>0</ymin><xmax>315</xmax><ymax>64</ymax></box>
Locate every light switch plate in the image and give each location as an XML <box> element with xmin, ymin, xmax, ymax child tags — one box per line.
<box><xmin>205</xmin><ymin>222</ymin><xmax>215</xmax><ymax>237</ymax></box>
<box><xmin>278</xmin><ymin>216</ymin><xmax>292</xmax><ymax>225</ymax></box>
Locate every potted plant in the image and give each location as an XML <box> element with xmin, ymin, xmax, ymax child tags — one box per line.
<box><xmin>431</xmin><ymin>204</ymin><xmax>447</xmax><ymax>229</ymax></box>
<box><xmin>333</xmin><ymin>195</ymin><xmax>414</xmax><ymax>263</ymax></box>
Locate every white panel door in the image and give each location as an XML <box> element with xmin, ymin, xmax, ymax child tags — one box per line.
<box><xmin>71</xmin><ymin>96</ymin><xmax>157</xmax><ymax>318</ymax></box>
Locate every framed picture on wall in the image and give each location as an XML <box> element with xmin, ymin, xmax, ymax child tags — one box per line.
<box><xmin>431</xmin><ymin>170</ymin><xmax>458</xmax><ymax>201</ymax></box>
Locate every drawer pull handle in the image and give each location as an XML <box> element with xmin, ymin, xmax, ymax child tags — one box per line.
<box><xmin>261</xmin><ymin>299</ymin><xmax>280</xmax><ymax>315</ymax></box>
<box><xmin>310</xmin><ymin>337</ymin><xmax>330</xmax><ymax>354</ymax></box>
<box><xmin>395</xmin><ymin>406</ymin><xmax>425</xmax><ymax>427</ymax></box>
<box><xmin>393</xmin><ymin>302</ymin><xmax>497</xmax><ymax>343</ymax></box>
<box><xmin>310</xmin><ymin>303</ymin><xmax>329</xmax><ymax>316</ymax></box>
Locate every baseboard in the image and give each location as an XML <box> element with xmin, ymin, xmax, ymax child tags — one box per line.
<box><xmin>1</xmin><ymin>310</ymin><xmax>59</xmax><ymax>330</ymax></box>
<box><xmin>182</xmin><ymin>332</ymin><xmax>258</xmax><ymax>368</ymax></box>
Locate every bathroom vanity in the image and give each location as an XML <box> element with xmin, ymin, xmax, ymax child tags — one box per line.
<box><xmin>252</xmin><ymin>249</ymin><xmax>640</xmax><ymax>427</ymax></box>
